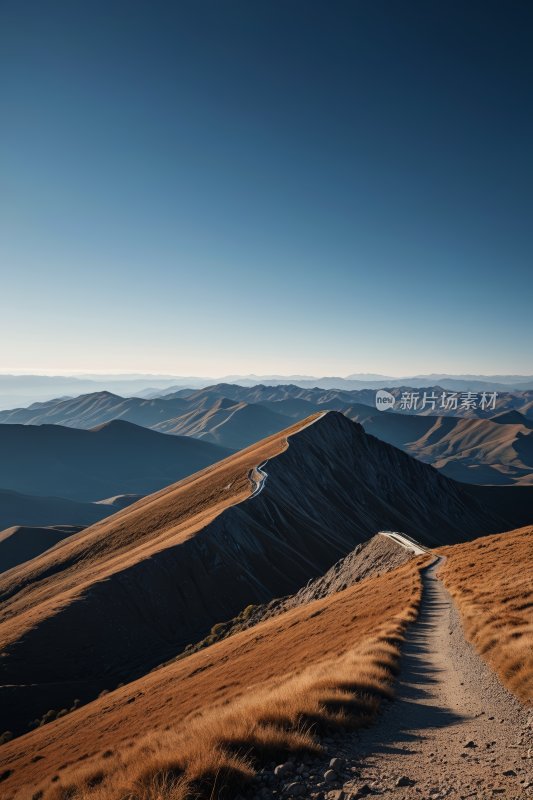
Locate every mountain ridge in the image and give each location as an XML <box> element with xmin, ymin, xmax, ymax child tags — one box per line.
<box><xmin>0</xmin><ymin>419</ymin><xmax>235</xmax><ymax>502</ymax></box>
<box><xmin>1</xmin><ymin>411</ymin><xmax>531</xmax><ymax>727</ymax></box>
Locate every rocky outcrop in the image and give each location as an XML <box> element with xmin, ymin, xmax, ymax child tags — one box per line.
<box><xmin>278</xmin><ymin>533</ymin><xmax>416</xmax><ymax>608</ymax></box>
<box><xmin>155</xmin><ymin>534</ymin><xmax>416</xmax><ymax>671</ymax></box>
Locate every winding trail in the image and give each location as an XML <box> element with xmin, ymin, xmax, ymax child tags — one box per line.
<box><xmin>248</xmin><ymin>412</ymin><xmax>328</xmax><ymax>499</ymax></box>
<box><xmin>341</xmin><ymin>556</ymin><xmax>533</xmax><ymax>797</ymax></box>
<box><xmin>249</xmin><ymin>462</ymin><xmax>268</xmax><ymax>497</ymax></box>
<box><xmin>379</xmin><ymin>531</ymin><xmax>428</xmax><ymax>556</ymax></box>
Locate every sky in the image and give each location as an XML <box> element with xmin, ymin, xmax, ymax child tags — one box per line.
<box><xmin>1</xmin><ymin>1</ymin><xmax>532</xmax><ymax>378</ymax></box>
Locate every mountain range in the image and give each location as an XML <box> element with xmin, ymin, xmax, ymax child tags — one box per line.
<box><xmin>1</xmin><ymin>411</ymin><xmax>532</xmax><ymax>736</ymax></box>
<box><xmin>2</xmin><ymin>384</ymin><xmax>532</xmax><ymax>428</ymax></box>
<box><xmin>2</xmin><ymin>372</ymin><xmax>533</xmax><ymax>411</ymax></box>
<box><xmin>348</xmin><ymin>406</ymin><xmax>533</xmax><ymax>486</ymax></box>
<box><xmin>1</xmin><ymin>385</ymin><xmax>533</xmax><ymax>506</ymax></box>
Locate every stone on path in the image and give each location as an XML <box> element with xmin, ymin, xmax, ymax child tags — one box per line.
<box><xmin>275</xmin><ymin>762</ymin><xmax>294</xmax><ymax>777</ymax></box>
<box><xmin>286</xmin><ymin>782</ymin><xmax>306</xmax><ymax>797</ymax></box>
<box><xmin>395</xmin><ymin>775</ymin><xmax>413</xmax><ymax>787</ymax></box>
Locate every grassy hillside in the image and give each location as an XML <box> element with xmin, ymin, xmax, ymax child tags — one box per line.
<box><xmin>0</xmin><ymin>554</ymin><xmax>430</xmax><ymax>800</ymax></box>
<box><xmin>437</xmin><ymin>525</ymin><xmax>533</xmax><ymax>703</ymax></box>
<box><xmin>1</xmin><ymin>411</ymin><xmax>532</xmax><ymax>734</ymax></box>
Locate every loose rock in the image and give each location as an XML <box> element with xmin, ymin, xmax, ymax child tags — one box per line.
<box><xmin>286</xmin><ymin>783</ymin><xmax>306</xmax><ymax>797</ymax></box>
<box><xmin>396</xmin><ymin>776</ymin><xmax>413</xmax><ymax>787</ymax></box>
<box><xmin>275</xmin><ymin>763</ymin><xmax>294</xmax><ymax>777</ymax></box>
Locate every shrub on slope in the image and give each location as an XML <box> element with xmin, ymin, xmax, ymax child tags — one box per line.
<box><xmin>4</xmin><ymin>556</ymin><xmax>430</xmax><ymax>800</ymax></box>
<box><xmin>438</xmin><ymin>525</ymin><xmax>533</xmax><ymax>703</ymax></box>
<box><xmin>154</xmin><ymin>534</ymin><xmax>414</xmax><ymax>671</ymax></box>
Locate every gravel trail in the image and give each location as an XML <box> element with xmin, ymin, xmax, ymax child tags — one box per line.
<box><xmin>251</xmin><ymin>557</ymin><xmax>533</xmax><ymax>800</ymax></box>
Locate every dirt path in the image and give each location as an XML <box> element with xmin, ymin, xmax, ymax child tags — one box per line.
<box><xmin>265</xmin><ymin>556</ymin><xmax>533</xmax><ymax>800</ymax></box>
<box><xmin>322</xmin><ymin>556</ymin><xmax>533</xmax><ymax>798</ymax></box>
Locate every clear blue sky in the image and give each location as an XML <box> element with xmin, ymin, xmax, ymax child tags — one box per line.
<box><xmin>1</xmin><ymin>1</ymin><xmax>532</xmax><ymax>377</ymax></box>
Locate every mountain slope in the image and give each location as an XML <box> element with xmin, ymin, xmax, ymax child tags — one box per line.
<box><xmin>410</xmin><ymin>416</ymin><xmax>533</xmax><ymax>485</ymax></box>
<box><xmin>438</xmin><ymin>525</ymin><xmax>533</xmax><ymax>703</ymax></box>
<box><xmin>0</xmin><ymin>498</ymin><xmax>147</xmax><ymax>574</ymax></box>
<box><xmin>0</xmin><ymin>487</ymin><xmax>114</xmax><ymax>533</ymax></box>
<box><xmin>0</xmin><ymin>525</ymin><xmax>86</xmax><ymax>574</ymax></box>
<box><xmin>151</xmin><ymin>399</ymin><xmax>294</xmax><ymax>449</ymax></box>
<box><xmin>1</xmin><ymin>410</ymin><xmax>531</xmax><ymax>731</ymax></box>
<box><xmin>155</xmin><ymin>533</ymin><xmax>419</xmax><ymax>670</ymax></box>
<box><xmin>348</xmin><ymin>407</ymin><xmax>533</xmax><ymax>485</ymax></box>
<box><xmin>0</xmin><ymin>391</ymin><xmax>193</xmax><ymax>428</ymax></box>
<box><xmin>0</xmin><ymin>420</ymin><xmax>235</xmax><ymax>501</ymax></box>
<box><xmin>0</xmin><ymin>553</ymin><xmax>428</xmax><ymax>798</ymax></box>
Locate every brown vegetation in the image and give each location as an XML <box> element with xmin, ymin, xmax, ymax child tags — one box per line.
<box><xmin>0</xmin><ymin>554</ymin><xmax>429</xmax><ymax>799</ymax></box>
<box><xmin>438</xmin><ymin>525</ymin><xmax>533</xmax><ymax>704</ymax></box>
<box><xmin>0</xmin><ymin>416</ymin><xmax>322</xmax><ymax>675</ymax></box>
<box><xmin>154</xmin><ymin>535</ymin><xmax>415</xmax><ymax>673</ymax></box>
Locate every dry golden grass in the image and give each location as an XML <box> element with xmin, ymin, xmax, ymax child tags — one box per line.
<box><xmin>0</xmin><ymin>415</ymin><xmax>324</xmax><ymax>663</ymax></box>
<box><xmin>438</xmin><ymin>525</ymin><xmax>533</xmax><ymax>704</ymax></box>
<box><xmin>4</xmin><ymin>556</ymin><xmax>429</xmax><ymax>800</ymax></box>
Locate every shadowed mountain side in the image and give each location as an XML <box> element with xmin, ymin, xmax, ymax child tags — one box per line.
<box><xmin>151</xmin><ymin>399</ymin><xmax>294</xmax><ymax>449</ymax></box>
<box><xmin>349</xmin><ymin>408</ymin><xmax>533</xmax><ymax>485</ymax></box>
<box><xmin>156</xmin><ymin>533</ymin><xmax>418</xmax><ymax>673</ymax></box>
<box><xmin>0</xmin><ymin>525</ymin><xmax>86</xmax><ymax>574</ymax></box>
<box><xmin>0</xmin><ymin>488</ymin><xmax>114</xmax><ymax>534</ymax></box>
<box><xmin>490</xmin><ymin>409</ymin><xmax>533</xmax><ymax>429</ymax></box>
<box><xmin>0</xmin><ymin>498</ymin><xmax>145</xmax><ymax>573</ymax></box>
<box><xmin>437</xmin><ymin>461</ymin><xmax>533</xmax><ymax>485</ymax></box>
<box><xmin>0</xmin><ymin>420</ymin><xmax>235</xmax><ymax>501</ymax></box>
<box><xmin>0</xmin><ymin>556</ymin><xmax>428</xmax><ymax>794</ymax></box>
<box><xmin>1</xmin><ymin>411</ymin><xmax>532</xmax><ymax>704</ymax></box>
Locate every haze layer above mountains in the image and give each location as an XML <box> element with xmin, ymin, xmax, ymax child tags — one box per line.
<box><xmin>2</xmin><ymin>373</ymin><xmax>533</xmax><ymax>411</ymax></box>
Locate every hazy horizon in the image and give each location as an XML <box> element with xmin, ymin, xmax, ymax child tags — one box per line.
<box><xmin>1</xmin><ymin>369</ymin><xmax>532</xmax><ymax>381</ymax></box>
